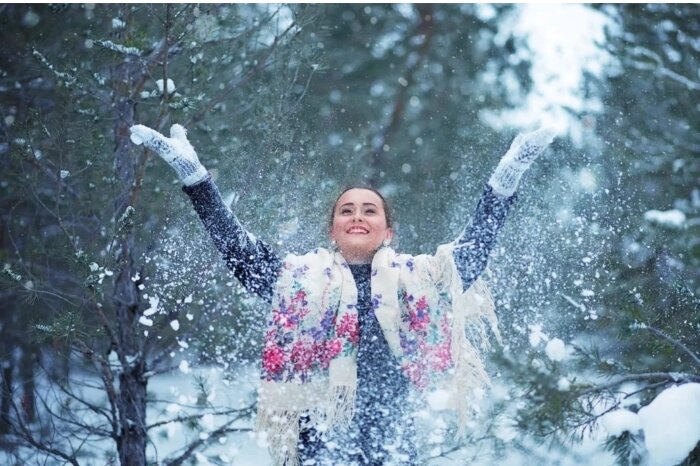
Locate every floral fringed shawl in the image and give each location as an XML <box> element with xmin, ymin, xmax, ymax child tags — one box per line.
<box><xmin>255</xmin><ymin>244</ymin><xmax>500</xmax><ymax>466</ymax></box>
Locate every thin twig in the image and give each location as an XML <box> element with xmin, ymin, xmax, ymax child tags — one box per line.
<box><xmin>72</xmin><ymin>341</ymin><xmax>120</xmax><ymax>437</ymax></box>
<box><xmin>627</xmin><ymin>46</ymin><xmax>700</xmax><ymax>91</ymax></box>
<box><xmin>640</xmin><ymin>324</ymin><xmax>700</xmax><ymax>368</ymax></box>
<box><xmin>579</xmin><ymin>372</ymin><xmax>699</xmax><ymax>396</ymax></box>
<box><xmin>8</xmin><ymin>396</ymin><xmax>81</xmax><ymax>466</ymax></box>
<box><xmin>184</xmin><ymin>19</ymin><xmax>299</xmax><ymax>126</ymax></box>
<box><xmin>146</xmin><ymin>406</ymin><xmax>252</xmax><ymax>430</ymax></box>
<box><xmin>161</xmin><ymin>405</ymin><xmax>255</xmax><ymax>466</ymax></box>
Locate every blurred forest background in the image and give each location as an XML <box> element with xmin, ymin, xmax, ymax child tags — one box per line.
<box><xmin>0</xmin><ymin>3</ymin><xmax>698</xmax><ymax>465</ymax></box>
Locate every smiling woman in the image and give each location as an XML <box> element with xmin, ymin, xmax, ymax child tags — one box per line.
<box><xmin>330</xmin><ymin>187</ymin><xmax>393</xmax><ymax>264</ymax></box>
<box><xmin>129</xmin><ymin>123</ymin><xmax>555</xmax><ymax>466</ymax></box>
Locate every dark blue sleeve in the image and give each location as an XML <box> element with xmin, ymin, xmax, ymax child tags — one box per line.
<box><xmin>453</xmin><ymin>184</ymin><xmax>517</xmax><ymax>290</ymax></box>
<box><xmin>182</xmin><ymin>174</ymin><xmax>282</xmax><ymax>302</ymax></box>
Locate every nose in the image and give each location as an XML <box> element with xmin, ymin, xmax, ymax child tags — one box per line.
<box><xmin>351</xmin><ymin>211</ymin><xmax>364</xmax><ymax>222</ymax></box>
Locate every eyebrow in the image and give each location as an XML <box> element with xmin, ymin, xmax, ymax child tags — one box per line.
<box><xmin>338</xmin><ymin>202</ymin><xmax>379</xmax><ymax>208</ymax></box>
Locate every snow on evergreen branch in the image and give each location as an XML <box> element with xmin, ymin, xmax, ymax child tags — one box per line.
<box><xmin>117</xmin><ymin>205</ymin><xmax>136</xmax><ymax>234</ymax></box>
<box><xmin>94</xmin><ymin>40</ymin><xmax>143</xmax><ymax>57</ymax></box>
<box><xmin>32</xmin><ymin>49</ymin><xmax>77</xmax><ymax>87</ymax></box>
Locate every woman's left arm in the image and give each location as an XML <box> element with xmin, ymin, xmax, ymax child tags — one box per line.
<box><xmin>453</xmin><ymin>127</ymin><xmax>556</xmax><ymax>289</ymax></box>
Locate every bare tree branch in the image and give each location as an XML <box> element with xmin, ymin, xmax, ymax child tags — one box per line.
<box><xmin>184</xmin><ymin>19</ymin><xmax>300</xmax><ymax>126</ymax></box>
<box><xmin>8</xmin><ymin>395</ymin><xmax>81</xmax><ymax>466</ymax></box>
<box><xmin>579</xmin><ymin>372</ymin><xmax>700</xmax><ymax>396</ymax></box>
<box><xmin>71</xmin><ymin>342</ymin><xmax>120</xmax><ymax>438</ymax></box>
<box><xmin>161</xmin><ymin>403</ymin><xmax>256</xmax><ymax>466</ymax></box>
<box><xmin>627</xmin><ymin>46</ymin><xmax>700</xmax><ymax>91</ymax></box>
<box><xmin>146</xmin><ymin>405</ymin><xmax>253</xmax><ymax>431</ymax></box>
<box><xmin>637</xmin><ymin>324</ymin><xmax>700</xmax><ymax>368</ymax></box>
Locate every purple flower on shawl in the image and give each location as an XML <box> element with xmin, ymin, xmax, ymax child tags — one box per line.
<box><xmin>319</xmin><ymin>305</ymin><xmax>337</xmax><ymax>333</ymax></box>
<box><xmin>308</xmin><ymin>327</ymin><xmax>324</xmax><ymax>341</ymax></box>
<box><xmin>324</xmin><ymin>267</ymin><xmax>332</xmax><ymax>278</ymax></box>
<box><xmin>273</xmin><ymin>291</ymin><xmax>309</xmax><ymax>330</ymax></box>
<box><xmin>391</xmin><ymin>261</ymin><xmax>400</xmax><ymax>268</ymax></box>
<box><xmin>399</xmin><ymin>330</ymin><xmax>419</xmax><ymax>356</ymax></box>
<box><xmin>403</xmin><ymin>359</ymin><xmax>429</xmax><ymax>389</ymax></box>
<box><xmin>371</xmin><ymin>293</ymin><xmax>382</xmax><ymax>311</ymax></box>
<box><xmin>406</xmin><ymin>259</ymin><xmax>414</xmax><ymax>272</ymax></box>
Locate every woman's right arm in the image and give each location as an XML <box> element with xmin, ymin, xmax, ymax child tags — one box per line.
<box><xmin>182</xmin><ymin>175</ymin><xmax>281</xmax><ymax>302</ymax></box>
<box><xmin>130</xmin><ymin>124</ymin><xmax>281</xmax><ymax>302</ymax></box>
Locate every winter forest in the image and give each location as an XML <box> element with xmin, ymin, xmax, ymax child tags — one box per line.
<box><xmin>0</xmin><ymin>3</ymin><xmax>699</xmax><ymax>466</ymax></box>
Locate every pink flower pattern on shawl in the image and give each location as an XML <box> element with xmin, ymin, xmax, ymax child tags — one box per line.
<box><xmin>262</xmin><ymin>344</ymin><xmax>286</xmax><ymax>375</ymax></box>
<box><xmin>337</xmin><ymin>312</ymin><xmax>359</xmax><ymax>345</ymax></box>
<box><xmin>399</xmin><ymin>289</ymin><xmax>455</xmax><ymax>388</ymax></box>
<box><xmin>272</xmin><ymin>290</ymin><xmax>308</xmax><ymax>330</ymax></box>
<box><xmin>262</xmin><ymin>251</ymin><xmax>465</xmax><ymax>390</ymax></box>
<box><xmin>408</xmin><ymin>296</ymin><xmax>430</xmax><ymax>332</ymax></box>
<box><xmin>262</xmin><ymin>263</ymin><xmax>349</xmax><ymax>382</ymax></box>
<box><xmin>316</xmin><ymin>338</ymin><xmax>342</xmax><ymax>369</ymax></box>
<box><xmin>291</xmin><ymin>338</ymin><xmax>314</xmax><ymax>373</ymax></box>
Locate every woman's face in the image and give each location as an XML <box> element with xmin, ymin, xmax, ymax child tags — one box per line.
<box><xmin>330</xmin><ymin>188</ymin><xmax>393</xmax><ymax>264</ymax></box>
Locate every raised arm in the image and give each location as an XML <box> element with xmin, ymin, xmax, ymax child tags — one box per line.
<box><xmin>454</xmin><ymin>127</ymin><xmax>556</xmax><ymax>289</ymax></box>
<box><xmin>130</xmin><ymin>124</ymin><xmax>282</xmax><ymax>302</ymax></box>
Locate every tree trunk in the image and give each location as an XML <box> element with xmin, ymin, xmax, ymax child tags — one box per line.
<box><xmin>0</xmin><ymin>358</ymin><xmax>13</xmax><ymax>435</ymax></box>
<box><xmin>111</xmin><ymin>38</ymin><xmax>147</xmax><ymax>465</ymax></box>
<box><xmin>112</xmin><ymin>100</ymin><xmax>148</xmax><ymax>465</ymax></box>
<box><xmin>109</xmin><ymin>7</ymin><xmax>177</xmax><ymax>464</ymax></box>
<box><xmin>113</xmin><ymin>238</ymin><xmax>147</xmax><ymax>466</ymax></box>
<box><xmin>19</xmin><ymin>349</ymin><xmax>35</xmax><ymax>423</ymax></box>
<box><xmin>116</xmin><ymin>361</ymin><xmax>147</xmax><ymax>466</ymax></box>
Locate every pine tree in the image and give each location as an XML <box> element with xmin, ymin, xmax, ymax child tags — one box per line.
<box><xmin>487</xmin><ymin>4</ymin><xmax>700</xmax><ymax>464</ymax></box>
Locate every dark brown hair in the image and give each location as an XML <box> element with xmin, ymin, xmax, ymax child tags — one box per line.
<box><xmin>328</xmin><ymin>186</ymin><xmax>393</xmax><ymax>229</ymax></box>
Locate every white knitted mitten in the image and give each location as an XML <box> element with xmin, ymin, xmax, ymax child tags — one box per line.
<box><xmin>130</xmin><ymin>124</ymin><xmax>208</xmax><ymax>186</ymax></box>
<box><xmin>488</xmin><ymin>127</ymin><xmax>557</xmax><ymax>197</ymax></box>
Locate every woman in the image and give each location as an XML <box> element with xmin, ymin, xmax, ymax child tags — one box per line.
<box><xmin>130</xmin><ymin>123</ymin><xmax>555</xmax><ymax>465</ymax></box>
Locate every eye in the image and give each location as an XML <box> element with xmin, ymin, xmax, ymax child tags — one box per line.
<box><xmin>340</xmin><ymin>208</ymin><xmax>352</xmax><ymax>215</ymax></box>
<box><xmin>365</xmin><ymin>207</ymin><xmax>377</xmax><ymax>215</ymax></box>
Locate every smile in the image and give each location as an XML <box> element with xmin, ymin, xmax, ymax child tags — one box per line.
<box><xmin>347</xmin><ymin>226</ymin><xmax>369</xmax><ymax>234</ymax></box>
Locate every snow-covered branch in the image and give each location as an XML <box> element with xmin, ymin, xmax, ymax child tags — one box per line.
<box><xmin>627</xmin><ymin>46</ymin><xmax>700</xmax><ymax>91</ymax></box>
<box><xmin>94</xmin><ymin>39</ymin><xmax>143</xmax><ymax>57</ymax></box>
<box><xmin>32</xmin><ymin>49</ymin><xmax>77</xmax><ymax>87</ymax></box>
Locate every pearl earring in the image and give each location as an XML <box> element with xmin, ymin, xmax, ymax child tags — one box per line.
<box><xmin>382</xmin><ymin>239</ymin><xmax>391</xmax><ymax>247</ymax></box>
<box><xmin>331</xmin><ymin>239</ymin><xmax>337</xmax><ymax>247</ymax></box>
